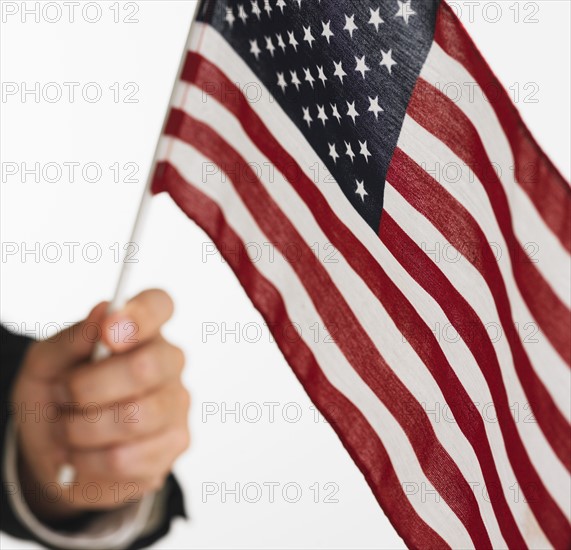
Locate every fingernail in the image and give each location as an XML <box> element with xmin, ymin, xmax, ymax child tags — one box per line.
<box><xmin>106</xmin><ymin>316</ymin><xmax>138</xmax><ymax>347</ymax></box>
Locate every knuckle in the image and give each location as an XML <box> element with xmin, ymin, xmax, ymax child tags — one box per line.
<box><xmin>114</xmin><ymin>401</ymin><xmax>145</xmax><ymax>437</ymax></box>
<box><xmin>171</xmin><ymin>345</ymin><xmax>186</xmax><ymax>372</ymax></box>
<box><xmin>134</xmin><ymin>398</ymin><xmax>155</xmax><ymax>431</ymax></box>
<box><xmin>118</xmin><ymin>412</ymin><xmax>142</xmax><ymax>438</ymax></box>
<box><xmin>180</xmin><ymin>386</ymin><xmax>191</xmax><ymax>412</ymax></box>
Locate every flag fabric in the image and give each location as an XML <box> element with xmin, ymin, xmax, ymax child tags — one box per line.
<box><xmin>151</xmin><ymin>0</ymin><xmax>571</xmax><ymax>547</ymax></box>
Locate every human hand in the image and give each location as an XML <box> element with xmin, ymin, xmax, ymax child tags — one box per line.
<box><xmin>10</xmin><ymin>289</ymin><xmax>190</xmax><ymax>522</ymax></box>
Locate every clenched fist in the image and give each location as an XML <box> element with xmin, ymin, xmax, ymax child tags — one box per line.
<box><xmin>10</xmin><ymin>289</ymin><xmax>190</xmax><ymax>522</ymax></box>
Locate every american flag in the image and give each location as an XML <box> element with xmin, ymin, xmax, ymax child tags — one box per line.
<box><xmin>151</xmin><ymin>0</ymin><xmax>571</xmax><ymax>547</ymax></box>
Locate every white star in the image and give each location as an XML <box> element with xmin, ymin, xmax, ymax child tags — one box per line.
<box><xmin>225</xmin><ymin>7</ymin><xmax>235</xmax><ymax>27</ymax></box>
<box><xmin>303</xmin><ymin>25</ymin><xmax>315</xmax><ymax>47</ymax></box>
<box><xmin>290</xmin><ymin>70</ymin><xmax>301</xmax><ymax>90</ymax></box>
<box><xmin>250</xmin><ymin>39</ymin><xmax>261</xmax><ymax>59</ymax></box>
<box><xmin>368</xmin><ymin>96</ymin><xmax>383</xmax><ymax>120</ymax></box>
<box><xmin>321</xmin><ymin>20</ymin><xmax>334</xmax><ymax>43</ymax></box>
<box><xmin>345</xmin><ymin>141</ymin><xmax>355</xmax><ymax>162</ymax></box>
<box><xmin>354</xmin><ymin>55</ymin><xmax>370</xmax><ymax>79</ymax></box>
<box><xmin>395</xmin><ymin>0</ymin><xmax>415</xmax><ymax>24</ymax></box>
<box><xmin>380</xmin><ymin>49</ymin><xmax>397</xmax><ymax>74</ymax></box>
<box><xmin>276</xmin><ymin>0</ymin><xmax>286</xmax><ymax>12</ymax></box>
<box><xmin>328</xmin><ymin>143</ymin><xmax>339</xmax><ymax>163</ymax></box>
<box><xmin>368</xmin><ymin>7</ymin><xmax>384</xmax><ymax>31</ymax></box>
<box><xmin>330</xmin><ymin>103</ymin><xmax>341</xmax><ymax>123</ymax></box>
<box><xmin>346</xmin><ymin>100</ymin><xmax>359</xmax><ymax>124</ymax></box>
<box><xmin>276</xmin><ymin>33</ymin><xmax>286</xmax><ymax>52</ymax></box>
<box><xmin>316</xmin><ymin>65</ymin><xmax>327</xmax><ymax>85</ymax></box>
<box><xmin>303</xmin><ymin>67</ymin><xmax>315</xmax><ymax>88</ymax></box>
<box><xmin>294</xmin><ymin>0</ymin><xmax>302</xmax><ymax>6</ymax></box>
<box><xmin>265</xmin><ymin>36</ymin><xmax>276</xmax><ymax>56</ymax></box>
<box><xmin>251</xmin><ymin>0</ymin><xmax>261</xmax><ymax>19</ymax></box>
<box><xmin>359</xmin><ymin>140</ymin><xmax>371</xmax><ymax>162</ymax></box>
<box><xmin>317</xmin><ymin>105</ymin><xmax>328</xmax><ymax>125</ymax></box>
<box><xmin>287</xmin><ymin>30</ymin><xmax>299</xmax><ymax>51</ymax></box>
<box><xmin>263</xmin><ymin>0</ymin><xmax>272</xmax><ymax>16</ymax></box>
<box><xmin>302</xmin><ymin>107</ymin><xmax>313</xmax><ymax>127</ymax></box>
<box><xmin>355</xmin><ymin>180</ymin><xmax>368</xmax><ymax>202</ymax></box>
<box><xmin>237</xmin><ymin>4</ymin><xmax>248</xmax><ymax>23</ymax></box>
<box><xmin>277</xmin><ymin>72</ymin><xmax>287</xmax><ymax>92</ymax></box>
<box><xmin>333</xmin><ymin>60</ymin><xmax>347</xmax><ymax>83</ymax></box>
<box><xmin>343</xmin><ymin>14</ymin><xmax>358</xmax><ymax>38</ymax></box>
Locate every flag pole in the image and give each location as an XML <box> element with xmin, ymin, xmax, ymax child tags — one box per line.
<box><xmin>92</xmin><ymin>2</ymin><xmax>202</xmax><ymax>361</ymax></box>
<box><xmin>57</xmin><ymin>2</ymin><xmax>203</xmax><ymax>486</ymax></box>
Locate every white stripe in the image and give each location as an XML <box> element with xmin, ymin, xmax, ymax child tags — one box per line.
<box><xmin>398</xmin><ymin>114</ymin><xmax>570</xmax><ymax>423</ymax></box>
<box><xmin>384</xmin><ymin>181</ymin><xmax>570</xmax><ymax>522</ymax></box>
<box><xmin>159</xmin><ymin>136</ymin><xmax>475</xmax><ymax>549</ymax></box>
<box><xmin>375</xmin><ymin>210</ymin><xmax>551</xmax><ymax>548</ymax></box>
<box><xmin>183</xmin><ymin>21</ymin><xmax>568</xmax><ymax>540</ymax></box>
<box><xmin>421</xmin><ymin>42</ymin><xmax>571</xmax><ymax>310</ymax></box>
<box><xmin>179</xmin><ymin>82</ymin><xmax>507</xmax><ymax>547</ymax></box>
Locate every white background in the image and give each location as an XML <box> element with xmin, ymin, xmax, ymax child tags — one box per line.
<box><xmin>1</xmin><ymin>1</ymin><xmax>569</xmax><ymax>548</ymax></box>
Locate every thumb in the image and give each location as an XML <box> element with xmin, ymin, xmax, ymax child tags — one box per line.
<box><xmin>22</xmin><ymin>301</ymin><xmax>109</xmax><ymax>380</ymax></box>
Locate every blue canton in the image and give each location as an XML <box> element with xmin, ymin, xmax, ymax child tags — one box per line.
<box><xmin>198</xmin><ymin>0</ymin><xmax>439</xmax><ymax>231</ymax></box>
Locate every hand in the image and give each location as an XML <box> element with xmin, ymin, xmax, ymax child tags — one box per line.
<box><xmin>10</xmin><ymin>289</ymin><xmax>190</xmax><ymax>522</ymax></box>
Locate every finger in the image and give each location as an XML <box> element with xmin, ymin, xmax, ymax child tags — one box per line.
<box><xmin>100</xmin><ymin>289</ymin><xmax>174</xmax><ymax>354</ymax></box>
<box><xmin>64</xmin><ymin>382</ymin><xmax>190</xmax><ymax>449</ymax></box>
<box><xmin>70</xmin><ymin>426</ymin><xmax>190</xmax><ymax>482</ymax></box>
<box><xmin>23</xmin><ymin>302</ymin><xmax>108</xmax><ymax>379</ymax></box>
<box><xmin>60</xmin><ymin>336</ymin><xmax>185</xmax><ymax>406</ymax></box>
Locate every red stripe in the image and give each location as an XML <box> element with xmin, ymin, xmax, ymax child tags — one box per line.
<box><xmin>434</xmin><ymin>1</ymin><xmax>571</xmax><ymax>253</ymax></box>
<box><xmin>176</xmin><ymin>52</ymin><xmax>557</xmax><ymax>546</ymax></box>
<box><xmin>380</xmin><ymin>212</ymin><xmax>571</xmax><ymax>549</ymax></box>
<box><xmin>179</xmin><ymin>51</ymin><xmax>526</xmax><ymax>540</ymax></box>
<box><xmin>387</xmin><ymin>147</ymin><xmax>571</xmax><ymax>476</ymax></box>
<box><xmin>407</xmin><ymin>78</ymin><xmax>570</xmax><ymax>365</ymax></box>
<box><xmin>177</xmin><ymin>51</ymin><xmax>567</xmax><ymax>545</ymax></box>
<box><xmin>151</xmin><ymin>161</ymin><xmax>449</xmax><ymax>550</ymax></box>
<box><xmin>163</xmin><ymin>107</ymin><xmax>493</xmax><ymax>548</ymax></box>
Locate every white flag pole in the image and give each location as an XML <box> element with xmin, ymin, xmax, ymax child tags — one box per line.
<box><xmin>92</xmin><ymin>1</ymin><xmax>203</xmax><ymax>360</ymax></box>
<box><xmin>57</xmin><ymin>1</ymin><xmax>203</xmax><ymax>485</ymax></box>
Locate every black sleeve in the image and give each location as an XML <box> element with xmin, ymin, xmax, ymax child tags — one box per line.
<box><xmin>0</xmin><ymin>324</ymin><xmax>187</xmax><ymax>549</ymax></box>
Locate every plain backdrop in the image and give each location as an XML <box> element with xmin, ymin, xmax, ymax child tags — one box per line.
<box><xmin>1</xmin><ymin>1</ymin><xmax>569</xmax><ymax>548</ymax></box>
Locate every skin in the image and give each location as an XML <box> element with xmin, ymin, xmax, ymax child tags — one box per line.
<box><xmin>10</xmin><ymin>289</ymin><xmax>190</xmax><ymax>522</ymax></box>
